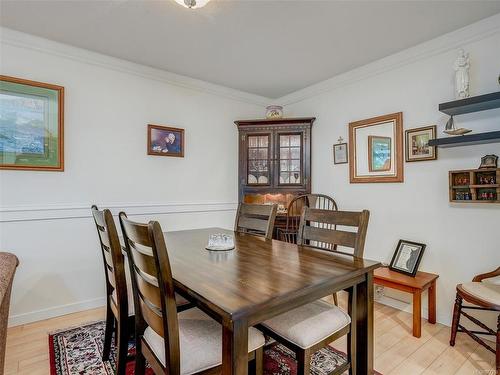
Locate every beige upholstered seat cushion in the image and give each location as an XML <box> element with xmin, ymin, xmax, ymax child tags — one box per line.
<box><xmin>262</xmin><ymin>300</ymin><xmax>350</xmax><ymax>349</ymax></box>
<box><xmin>143</xmin><ymin>308</ymin><xmax>265</xmax><ymax>375</ymax></box>
<box><xmin>461</xmin><ymin>281</ymin><xmax>500</xmax><ymax>305</ymax></box>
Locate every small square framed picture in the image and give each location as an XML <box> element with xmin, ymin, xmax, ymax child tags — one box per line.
<box><xmin>389</xmin><ymin>240</ymin><xmax>426</xmax><ymax>277</ymax></box>
<box><xmin>405</xmin><ymin>125</ymin><xmax>437</xmax><ymax>162</ymax></box>
<box><xmin>333</xmin><ymin>143</ymin><xmax>348</xmax><ymax>164</ymax></box>
<box><xmin>147</xmin><ymin>124</ymin><xmax>184</xmax><ymax>157</ymax></box>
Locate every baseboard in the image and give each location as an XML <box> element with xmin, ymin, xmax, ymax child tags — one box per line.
<box><xmin>8</xmin><ymin>297</ymin><xmax>106</xmax><ymax>327</ymax></box>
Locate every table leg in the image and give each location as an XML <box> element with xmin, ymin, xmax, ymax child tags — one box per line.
<box><xmin>428</xmin><ymin>281</ymin><xmax>437</xmax><ymax>324</ymax></box>
<box><xmin>412</xmin><ymin>290</ymin><xmax>422</xmax><ymax>338</ymax></box>
<box><xmin>355</xmin><ymin>271</ymin><xmax>374</xmax><ymax>375</ymax></box>
<box><xmin>222</xmin><ymin>318</ymin><xmax>248</xmax><ymax>375</ymax></box>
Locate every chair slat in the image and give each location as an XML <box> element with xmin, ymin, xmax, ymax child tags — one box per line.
<box><xmin>129</xmin><ymin>242</ymin><xmax>157</xmax><ymax>277</ymax></box>
<box><xmin>123</xmin><ymin>221</ymin><xmax>151</xmax><ymax>248</ymax></box>
<box><xmin>240</xmin><ymin>203</ymin><xmax>275</xmax><ymax>216</ymax></box>
<box><xmin>139</xmin><ymin>296</ymin><xmax>164</xmax><ymax>338</ymax></box>
<box><xmin>235</xmin><ymin>203</ymin><xmax>277</xmax><ymax>239</ymax></box>
<box><xmin>237</xmin><ymin>216</ymin><xmax>270</xmax><ymax>234</ymax></box>
<box><xmin>102</xmin><ymin>247</ymin><xmax>114</xmax><ymax>269</ymax></box>
<box><xmin>297</xmin><ymin>207</ymin><xmax>370</xmax><ymax>257</ymax></box>
<box><xmin>302</xmin><ymin>226</ymin><xmax>357</xmax><ymax>248</ymax></box>
<box><xmin>304</xmin><ymin>208</ymin><xmax>361</xmax><ymax>227</ymax></box>
<box><xmin>107</xmin><ymin>267</ymin><xmax>116</xmax><ymax>288</ymax></box>
<box><xmin>134</xmin><ymin>267</ymin><xmax>161</xmax><ymax>309</ymax></box>
<box><xmin>98</xmin><ymin>229</ymin><xmax>112</xmax><ymax>248</ymax></box>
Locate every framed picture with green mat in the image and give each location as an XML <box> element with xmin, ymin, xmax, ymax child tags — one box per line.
<box><xmin>0</xmin><ymin>75</ymin><xmax>64</xmax><ymax>171</ymax></box>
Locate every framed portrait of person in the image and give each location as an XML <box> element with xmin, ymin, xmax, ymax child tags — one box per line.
<box><xmin>147</xmin><ymin>124</ymin><xmax>184</xmax><ymax>158</ymax></box>
<box><xmin>389</xmin><ymin>240</ymin><xmax>426</xmax><ymax>277</ymax></box>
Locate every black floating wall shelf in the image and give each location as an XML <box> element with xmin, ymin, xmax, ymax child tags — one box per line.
<box><xmin>428</xmin><ymin>131</ymin><xmax>500</xmax><ymax>148</ymax></box>
<box><xmin>439</xmin><ymin>91</ymin><xmax>500</xmax><ymax>116</ymax></box>
<box><xmin>429</xmin><ymin>91</ymin><xmax>500</xmax><ymax>148</ymax></box>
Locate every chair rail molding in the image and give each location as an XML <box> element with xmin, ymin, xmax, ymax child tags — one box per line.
<box><xmin>0</xmin><ymin>27</ymin><xmax>270</xmax><ymax>107</ymax></box>
<box><xmin>277</xmin><ymin>12</ymin><xmax>500</xmax><ymax>106</ymax></box>
<box><xmin>0</xmin><ymin>202</ymin><xmax>239</xmax><ymax>223</ymax></box>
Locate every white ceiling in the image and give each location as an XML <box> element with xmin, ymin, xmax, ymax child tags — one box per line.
<box><xmin>1</xmin><ymin>0</ymin><xmax>500</xmax><ymax>98</ymax></box>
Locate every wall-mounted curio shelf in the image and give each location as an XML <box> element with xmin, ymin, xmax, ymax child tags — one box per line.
<box><xmin>449</xmin><ymin>168</ymin><xmax>500</xmax><ymax>203</ymax></box>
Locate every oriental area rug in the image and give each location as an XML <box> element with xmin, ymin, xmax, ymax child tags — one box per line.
<box><xmin>49</xmin><ymin>321</ymin><xmax>381</xmax><ymax>375</ymax></box>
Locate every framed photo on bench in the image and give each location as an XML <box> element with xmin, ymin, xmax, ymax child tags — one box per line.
<box><xmin>389</xmin><ymin>240</ymin><xmax>426</xmax><ymax>277</ymax></box>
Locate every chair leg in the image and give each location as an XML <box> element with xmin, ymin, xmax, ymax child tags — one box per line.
<box><xmin>332</xmin><ymin>292</ymin><xmax>338</xmax><ymax>306</ymax></box>
<box><xmin>450</xmin><ymin>294</ymin><xmax>462</xmax><ymax>346</ymax></box>
<box><xmin>115</xmin><ymin>317</ymin><xmax>129</xmax><ymax>375</ymax></box>
<box><xmin>253</xmin><ymin>347</ymin><xmax>263</xmax><ymax>375</ymax></box>
<box><xmin>296</xmin><ymin>348</ymin><xmax>311</xmax><ymax>375</ymax></box>
<box><xmin>135</xmin><ymin>337</ymin><xmax>146</xmax><ymax>375</ymax></box>
<box><xmin>347</xmin><ymin>286</ymin><xmax>356</xmax><ymax>375</ymax></box>
<box><xmin>496</xmin><ymin>314</ymin><xmax>499</xmax><ymax>375</ymax></box>
<box><xmin>102</xmin><ymin>302</ymin><xmax>114</xmax><ymax>361</ymax></box>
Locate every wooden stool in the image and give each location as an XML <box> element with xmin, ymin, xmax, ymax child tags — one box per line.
<box><xmin>374</xmin><ymin>266</ymin><xmax>439</xmax><ymax>338</ymax></box>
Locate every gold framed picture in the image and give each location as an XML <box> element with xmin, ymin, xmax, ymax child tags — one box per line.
<box><xmin>405</xmin><ymin>125</ymin><xmax>437</xmax><ymax>162</ymax></box>
<box><xmin>0</xmin><ymin>75</ymin><xmax>64</xmax><ymax>171</ymax></box>
<box><xmin>348</xmin><ymin>112</ymin><xmax>404</xmax><ymax>183</ymax></box>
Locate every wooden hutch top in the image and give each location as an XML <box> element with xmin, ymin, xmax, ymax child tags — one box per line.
<box><xmin>234</xmin><ymin>117</ymin><xmax>315</xmax><ymax>211</ymax></box>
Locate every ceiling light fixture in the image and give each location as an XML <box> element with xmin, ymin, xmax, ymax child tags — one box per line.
<box><xmin>174</xmin><ymin>0</ymin><xmax>211</xmax><ymax>9</ymax></box>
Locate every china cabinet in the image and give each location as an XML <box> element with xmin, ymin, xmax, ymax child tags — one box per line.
<box><xmin>234</xmin><ymin>117</ymin><xmax>314</xmax><ymax>211</ymax></box>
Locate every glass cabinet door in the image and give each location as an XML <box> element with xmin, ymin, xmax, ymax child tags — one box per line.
<box><xmin>247</xmin><ymin>134</ymin><xmax>271</xmax><ymax>185</ymax></box>
<box><xmin>278</xmin><ymin>133</ymin><xmax>303</xmax><ymax>185</ymax></box>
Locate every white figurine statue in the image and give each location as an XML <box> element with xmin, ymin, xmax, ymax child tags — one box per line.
<box><xmin>454</xmin><ymin>49</ymin><xmax>470</xmax><ymax>99</ymax></box>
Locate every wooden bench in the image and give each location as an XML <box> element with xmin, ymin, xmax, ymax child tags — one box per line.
<box><xmin>374</xmin><ymin>266</ymin><xmax>439</xmax><ymax>338</ymax></box>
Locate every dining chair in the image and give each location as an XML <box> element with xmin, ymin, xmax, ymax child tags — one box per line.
<box><xmin>450</xmin><ymin>266</ymin><xmax>500</xmax><ymax>373</ymax></box>
<box><xmin>278</xmin><ymin>194</ymin><xmax>338</xmax><ymax>245</ymax></box>
<box><xmin>92</xmin><ymin>206</ymin><xmax>193</xmax><ymax>375</ymax></box>
<box><xmin>259</xmin><ymin>207</ymin><xmax>370</xmax><ymax>375</ymax></box>
<box><xmin>119</xmin><ymin>212</ymin><xmax>266</xmax><ymax>375</ymax></box>
<box><xmin>234</xmin><ymin>203</ymin><xmax>278</xmax><ymax>239</ymax></box>
<box><xmin>91</xmin><ymin>205</ymin><xmax>135</xmax><ymax>375</ymax></box>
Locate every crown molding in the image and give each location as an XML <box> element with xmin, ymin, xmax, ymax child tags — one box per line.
<box><xmin>277</xmin><ymin>13</ymin><xmax>500</xmax><ymax>106</ymax></box>
<box><xmin>0</xmin><ymin>27</ymin><xmax>271</xmax><ymax>107</ymax></box>
<box><xmin>0</xmin><ymin>201</ymin><xmax>238</xmax><ymax>222</ymax></box>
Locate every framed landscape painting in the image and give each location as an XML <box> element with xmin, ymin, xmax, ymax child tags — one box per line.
<box><xmin>0</xmin><ymin>75</ymin><xmax>64</xmax><ymax>171</ymax></box>
<box><xmin>368</xmin><ymin>136</ymin><xmax>391</xmax><ymax>172</ymax></box>
<box><xmin>348</xmin><ymin>112</ymin><xmax>404</xmax><ymax>183</ymax></box>
<box><xmin>405</xmin><ymin>125</ymin><xmax>437</xmax><ymax>162</ymax></box>
<box><xmin>147</xmin><ymin>124</ymin><xmax>184</xmax><ymax>157</ymax></box>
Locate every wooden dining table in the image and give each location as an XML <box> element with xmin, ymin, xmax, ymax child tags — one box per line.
<box><xmin>158</xmin><ymin>227</ymin><xmax>380</xmax><ymax>375</ymax></box>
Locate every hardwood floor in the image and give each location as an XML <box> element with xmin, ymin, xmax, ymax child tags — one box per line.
<box><xmin>4</xmin><ymin>300</ymin><xmax>496</xmax><ymax>375</ymax></box>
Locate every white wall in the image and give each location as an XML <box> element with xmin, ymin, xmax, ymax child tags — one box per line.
<box><xmin>0</xmin><ymin>29</ymin><xmax>266</xmax><ymax>325</ymax></box>
<box><xmin>2</xmin><ymin>14</ymin><xmax>500</xmax><ymax>330</ymax></box>
<box><xmin>283</xmin><ymin>19</ymin><xmax>500</xmax><ymax>330</ymax></box>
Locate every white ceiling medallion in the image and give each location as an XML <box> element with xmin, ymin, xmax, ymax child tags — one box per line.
<box><xmin>174</xmin><ymin>0</ymin><xmax>211</xmax><ymax>9</ymax></box>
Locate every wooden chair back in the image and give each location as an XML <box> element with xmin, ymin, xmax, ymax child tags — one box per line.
<box><xmin>283</xmin><ymin>194</ymin><xmax>338</xmax><ymax>244</ymax></box>
<box><xmin>297</xmin><ymin>207</ymin><xmax>370</xmax><ymax>257</ymax></box>
<box><xmin>91</xmin><ymin>205</ymin><xmax>129</xmax><ymax>318</ymax></box>
<box><xmin>234</xmin><ymin>203</ymin><xmax>278</xmax><ymax>239</ymax></box>
<box><xmin>118</xmin><ymin>213</ymin><xmax>180</xmax><ymax>374</ymax></box>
